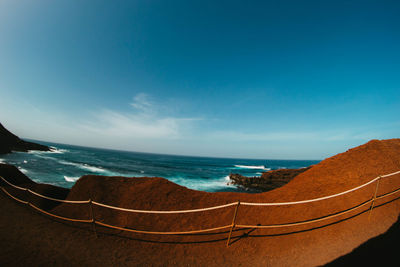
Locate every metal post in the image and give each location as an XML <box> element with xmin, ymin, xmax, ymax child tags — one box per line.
<box><xmin>227</xmin><ymin>200</ymin><xmax>240</xmax><ymax>247</ymax></box>
<box><xmin>89</xmin><ymin>199</ymin><xmax>98</xmax><ymax>238</ymax></box>
<box><xmin>368</xmin><ymin>176</ymin><xmax>381</xmax><ymax>221</ymax></box>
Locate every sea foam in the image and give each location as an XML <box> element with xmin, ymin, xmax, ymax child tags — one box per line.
<box><xmin>64</xmin><ymin>176</ymin><xmax>80</xmax><ymax>182</ymax></box>
<box><xmin>49</xmin><ymin>147</ymin><xmax>69</xmax><ymax>154</ymax></box>
<box><xmin>170</xmin><ymin>175</ymin><xmax>236</xmax><ymax>191</ymax></box>
<box><xmin>58</xmin><ymin>160</ymin><xmax>106</xmax><ymax>173</ymax></box>
<box><xmin>234</xmin><ymin>165</ymin><xmax>271</xmax><ymax>170</ymax></box>
<box><xmin>18</xmin><ymin>167</ymin><xmax>28</xmax><ymax>174</ymax></box>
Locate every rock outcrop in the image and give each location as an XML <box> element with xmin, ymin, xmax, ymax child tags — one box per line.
<box><xmin>229</xmin><ymin>167</ymin><xmax>311</xmax><ymax>192</ymax></box>
<box><xmin>0</xmin><ymin>123</ymin><xmax>49</xmax><ymax>154</ymax></box>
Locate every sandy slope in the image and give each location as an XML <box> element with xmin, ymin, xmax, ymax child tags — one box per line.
<box><xmin>1</xmin><ymin>139</ymin><xmax>400</xmax><ymax>266</ymax></box>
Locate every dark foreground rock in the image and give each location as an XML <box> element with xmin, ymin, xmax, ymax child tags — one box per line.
<box><xmin>0</xmin><ymin>163</ymin><xmax>69</xmax><ymax>210</ymax></box>
<box><xmin>0</xmin><ymin>123</ymin><xmax>49</xmax><ymax>154</ymax></box>
<box><xmin>229</xmin><ymin>167</ymin><xmax>311</xmax><ymax>192</ymax></box>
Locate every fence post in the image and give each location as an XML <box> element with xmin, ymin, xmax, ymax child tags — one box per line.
<box><xmin>227</xmin><ymin>200</ymin><xmax>240</xmax><ymax>247</ymax></box>
<box><xmin>89</xmin><ymin>199</ymin><xmax>98</xmax><ymax>238</ymax></box>
<box><xmin>368</xmin><ymin>176</ymin><xmax>381</xmax><ymax>221</ymax></box>
<box><xmin>25</xmin><ymin>188</ymin><xmax>30</xmax><ymax>205</ymax></box>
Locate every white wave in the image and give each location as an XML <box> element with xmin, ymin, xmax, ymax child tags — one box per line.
<box><xmin>170</xmin><ymin>175</ymin><xmax>235</xmax><ymax>191</ymax></box>
<box><xmin>81</xmin><ymin>164</ymin><xmax>107</xmax><ymax>173</ymax></box>
<box><xmin>58</xmin><ymin>160</ymin><xmax>107</xmax><ymax>173</ymax></box>
<box><xmin>49</xmin><ymin>147</ymin><xmax>69</xmax><ymax>154</ymax></box>
<box><xmin>18</xmin><ymin>167</ymin><xmax>28</xmax><ymax>174</ymax></box>
<box><xmin>64</xmin><ymin>176</ymin><xmax>80</xmax><ymax>182</ymax></box>
<box><xmin>23</xmin><ymin>160</ymin><xmax>28</xmax><ymax>164</ymax></box>
<box><xmin>34</xmin><ymin>154</ymin><xmax>58</xmax><ymax>161</ymax></box>
<box><xmin>234</xmin><ymin>165</ymin><xmax>270</xmax><ymax>170</ymax></box>
<box><xmin>29</xmin><ymin>147</ymin><xmax>68</xmax><ymax>154</ymax></box>
<box><xmin>33</xmin><ymin>179</ymin><xmax>59</xmax><ymax>186</ymax></box>
<box><xmin>0</xmin><ymin>158</ymin><xmax>5</xmax><ymax>163</ymax></box>
<box><xmin>28</xmin><ymin>150</ymin><xmax>43</xmax><ymax>154</ymax></box>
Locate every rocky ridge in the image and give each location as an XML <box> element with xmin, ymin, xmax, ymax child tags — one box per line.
<box><xmin>0</xmin><ymin>123</ymin><xmax>49</xmax><ymax>154</ymax></box>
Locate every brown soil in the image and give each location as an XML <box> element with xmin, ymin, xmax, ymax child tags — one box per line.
<box><xmin>1</xmin><ymin>139</ymin><xmax>400</xmax><ymax>266</ymax></box>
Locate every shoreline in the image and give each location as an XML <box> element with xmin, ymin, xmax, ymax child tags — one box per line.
<box><xmin>0</xmin><ymin>141</ymin><xmax>319</xmax><ymax>192</ymax></box>
<box><xmin>1</xmin><ymin>139</ymin><xmax>400</xmax><ymax>265</ymax></box>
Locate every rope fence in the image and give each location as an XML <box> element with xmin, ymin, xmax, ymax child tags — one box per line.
<box><xmin>1</xmin><ymin>170</ymin><xmax>400</xmax><ymax>246</ymax></box>
<box><xmin>92</xmin><ymin>200</ymin><xmax>237</xmax><ymax>214</ymax></box>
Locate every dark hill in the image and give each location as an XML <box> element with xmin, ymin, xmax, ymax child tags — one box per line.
<box><xmin>0</xmin><ymin>123</ymin><xmax>49</xmax><ymax>154</ymax></box>
<box><xmin>0</xmin><ymin>163</ymin><xmax>69</xmax><ymax>210</ymax></box>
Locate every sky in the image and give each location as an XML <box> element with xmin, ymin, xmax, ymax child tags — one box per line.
<box><xmin>0</xmin><ymin>0</ymin><xmax>399</xmax><ymax>160</ymax></box>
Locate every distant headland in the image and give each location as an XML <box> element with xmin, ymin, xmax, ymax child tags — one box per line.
<box><xmin>0</xmin><ymin>123</ymin><xmax>49</xmax><ymax>154</ymax></box>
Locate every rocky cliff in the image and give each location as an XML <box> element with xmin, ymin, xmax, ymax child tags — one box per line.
<box><xmin>0</xmin><ymin>123</ymin><xmax>49</xmax><ymax>154</ymax></box>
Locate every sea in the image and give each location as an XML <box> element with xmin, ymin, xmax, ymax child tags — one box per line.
<box><xmin>0</xmin><ymin>140</ymin><xmax>320</xmax><ymax>192</ymax></box>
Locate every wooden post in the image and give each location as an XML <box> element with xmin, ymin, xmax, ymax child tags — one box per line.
<box><xmin>227</xmin><ymin>200</ymin><xmax>240</xmax><ymax>247</ymax></box>
<box><xmin>368</xmin><ymin>176</ymin><xmax>381</xmax><ymax>221</ymax></box>
<box><xmin>89</xmin><ymin>199</ymin><xmax>98</xmax><ymax>238</ymax></box>
<box><xmin>25</xmin><ymin>188</ymin><xmax>30</xmax><ymax>205</ymax></box>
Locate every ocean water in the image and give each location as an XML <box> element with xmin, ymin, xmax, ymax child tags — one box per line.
<box><xmin>0</xmin><ymin>140</ymin><xmax>320</xmax><ymax>192</ymax></box>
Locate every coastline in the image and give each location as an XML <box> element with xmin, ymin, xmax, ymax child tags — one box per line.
<box><xmin>1</xmin><ymin>139</ymin><xmax>400</xmax><ymax>266</ymax></box>
<box><xmin>0</xmin><ymin>123</ymin><xmax>49</xmax><ymax>154</ymax></box>
<box><xmin>0</xmin><ymin>138</ymin><xmax>319</xmax><ymax>192</ymax></box>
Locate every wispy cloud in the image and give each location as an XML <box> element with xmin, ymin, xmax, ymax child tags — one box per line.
<box><xmin>81</xmin><ymin>93</ymin><xmax>199</xmax><ymax>139</ymax></box>
<box><xmin>130</xmin><ymin>93</ymin><xmax>156</xmax><ymax>115</ymax></box>
<box><xmin>208</xmin><ymin>131</ymin><xmax>318</xmax><ymax>141</ymax></box>
<box><xmin>207</xmin><ymin>129</ymin><xmax>379</xmax><ymax>142</ymax></box>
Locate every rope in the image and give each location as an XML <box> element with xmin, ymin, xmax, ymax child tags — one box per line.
<box><xmin>0</xmin><ymin>175</ymin><xmax>90</xmax><ymax>204</ymax></box>
<box><xmin>375</xmin><ymin>187</ymin><xmax>400</xmax><ymax>200</ymax></box>
<box><xmin>95</xmin><ymin>220</ymin><xmax>232</xmax><ymax>235</ymax></box>
<box><xmin>1</xmin><ymin>171</ymin><xmax>400</xmax><ymax>236</ymax></box>
<box><xmin>0</xmin><ymin>176</ymin><xmax>27</xmax><ymax>191</ymax></box>
<box><xmin>237</xmin><ymin>198</ymin><xmax>373</xmax><ymax>229</ymax></box>
<box><xmin>28</xmin><ymin>203</ymin><xmax>92</xmax><ymax>223</ymax></box>
<box><xmin>92</xmin><ymin>201</ymin><xmax>237</xmax><ymax>214</ymax></box>
<box><xmin>380</xmin><ymin>170</ymin><xmax>400</xmax><ymax>178</ymax></box>
<box><xmin>241</xmin><ymin>173</ymin><xmax>391</xmax><ymax>206</ymax></box>
<box><xmin>28</xmin><ymin>189</ymin><xmax>90</xmax><ymax>204</ymax></box>
<box><xmin>1</xmin><ymin>170</ymin><xmax>400</xmax><ymax>211</ymax></box>
<box><xmin>1</xmin><ymin>186</ymin><xmax>29</xmax><ymax>204</ymax></box>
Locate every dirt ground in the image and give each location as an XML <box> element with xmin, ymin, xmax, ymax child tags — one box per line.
<box><xmin>1</xmin><ymin>139</ymin><xmax>400</xmax><ymax>266</ymax></box>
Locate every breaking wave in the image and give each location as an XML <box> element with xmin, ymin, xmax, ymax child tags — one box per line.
<box><xmin>58</xmin><ymin>160</ymin><xmax>107</xmax><ymax>173</ymax></box>
<box><xmin>18</xmin><ymin>167</ymin><xmax>28</xmax><ymax>174</ymax></box>
<box><xmin>64</xmin><ymin>176</ymin><xmax>80</xmax><ymax>182</ymax></box>
<box><xmin>234</xmin><ymin>165</ymin><xmax>271</xmax><ymax>170</ymax></box>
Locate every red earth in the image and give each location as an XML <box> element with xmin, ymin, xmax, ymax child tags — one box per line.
<box><xmin>1</xmin><ymin>139</ymin><xmax>400</xmax><ymax>266</ymax></box>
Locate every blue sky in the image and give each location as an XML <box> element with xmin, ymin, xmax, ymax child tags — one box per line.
<box><xmin>0</xmin><ymin>0</ymin><xmax>399</xmax><ymax>159</ymax></box>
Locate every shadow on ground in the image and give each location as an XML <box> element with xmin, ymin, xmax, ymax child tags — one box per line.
<box><xmin>325</xmin><ymin>214</ymin><xmax>400</xmax><ymax>266</ymax></box>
